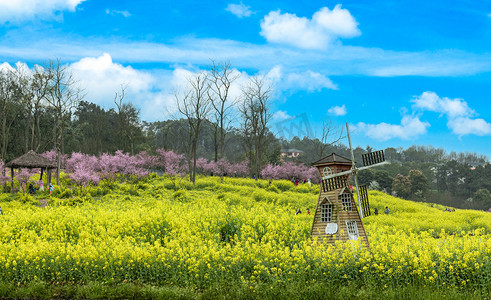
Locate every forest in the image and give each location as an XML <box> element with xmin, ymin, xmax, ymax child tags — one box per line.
<box><xmin>1</xmin><ymin>60</ymin><xmax>490</xmax><ymax>210</ymax></box>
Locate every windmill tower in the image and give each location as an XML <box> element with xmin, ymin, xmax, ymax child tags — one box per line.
<box><xmin>310</xmin><ymin>123</ymin><xmax>388</xmax><ymax>247</ymax></box>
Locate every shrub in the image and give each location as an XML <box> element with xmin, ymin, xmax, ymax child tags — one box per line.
<box><xmin>272</xmin><ymin>181</ymin><xmax>293</xmax><ymax>192</ymax></box>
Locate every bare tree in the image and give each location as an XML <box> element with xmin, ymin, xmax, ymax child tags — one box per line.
<box><xmin>207</xmin><ymin>60</ymin><xmax>240</xmax><ymax>162</ymax></box>
<box><xmin>0</xmin><ymin>68</ymin><xmax>23</xmax><ymax>162</ymax></box>
<box><xmin>114</xmin><ymin>85</ymin><xmax>141</xmax><ymax>155</ymax></box>
<box><xmin>19</xmin><ymin>65</ymin><xmax>52</xmax><ymax>152</ymax></box>
<box><xmin>311</xmin><ymin>118</ymin><xmax>344</xmax><ymax>160</ymax></box>
<box><xmin>45</xmin><ymin>59</ymin><xmax>83</xmax><ymax>185</ymax></box>
<box><xmin>240</xmin><ymin>75</ymin><xmax>272</xmax><ymax>180</ymax></box>
<box><xmin>175</xmin><ymin>71</ymin><xmax>212</xmax><ymax>184</ymax></box>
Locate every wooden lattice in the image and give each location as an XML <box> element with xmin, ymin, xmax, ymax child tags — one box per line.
<box><xmin>359</xmin><ymin>185</ymin><xmax>370</xmax><ymax>217</ymax></box>
<box><xmin>321</xmin><ymin>176</ymin><xmax>348</xmax><ymax>192</ymax></box>
<box><xmin>362</xmin><ymin>150</ymin><xmax>385</xmax><ymax>166</ymax></box>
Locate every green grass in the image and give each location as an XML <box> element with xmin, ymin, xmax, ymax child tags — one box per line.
<box><xmin>0</xmin><ymin>281</ymin><xmax>487</xmax><ymax>300</ymax></box>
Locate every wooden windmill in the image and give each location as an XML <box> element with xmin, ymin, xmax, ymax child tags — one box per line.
<box><xmin>310</xmin><ymin>123</ymin><xmax>388</xmax><ymax>247</ymax></box>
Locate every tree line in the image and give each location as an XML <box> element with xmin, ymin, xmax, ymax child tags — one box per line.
<box><xmin>1</xmin><ymin>60</ymin><xmax>489</xmax><ymax>209</ymax></box>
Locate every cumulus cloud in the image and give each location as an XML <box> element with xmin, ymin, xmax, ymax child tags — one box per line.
<box><xmin>447</xmin><ymin>117</ymin><xmax>491</xmax><ymax>136</ymax></box>
<box><xmin>328</xmin><ymin>105</ymin><xmax>346</xmax><ymax>116</ymax></box>
<box><xmin>272</xmin><ymin>110</ymin><xmax>293</xmax><ymax>121</ymax></box>
<box><xmin>68</xmin><ymin>53</ymin><xmax>175</xmax><ymax>121</ymax></box>
<box><xmin>226</xmin><ymin>2</ymin><xmax>253</xmax><ymax>18</ymax></box>
<box><xmin>412</xmin><ymin>91</ymin><xmax>473</xmax><ymax>118</ymax></box>
<box><xmin>354</xmin><ymin>116</ymin><xmax>430</xmax><ymax>141</ymax></box>
<box><xmin>260</xmin><ymin>5</ymin><xmax>360</xmax><ymax>50</ymax></box>
<box><xmin>70</xmin><ymin>53</ymin><xmax>154</xmax><ymax>106</ymax></box>
<box><xmin>412</xmin><ymin>91</ymin><xmax>490</xmax><ymax>136</ymax></box>
<box><xmin>0</xmin><ymin>0</ymin><xmax>85</xmax><ymax>23</ymax></box>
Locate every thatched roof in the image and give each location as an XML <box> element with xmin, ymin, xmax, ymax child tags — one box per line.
<box><xmin>5</xmin><ymin>150</ymin><xmax>57</xmax><ymax>169</ymax></box>
<box><xmin>312</xmin><ymin>153</ymin><xmax>352</xmax><ymax>167</ymax></box>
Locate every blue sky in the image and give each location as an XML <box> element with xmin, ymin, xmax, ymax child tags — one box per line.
<box><xmin>1</xmin><ymin>0</ymin><xmax>491</xmax><ymax>158</ymax></box>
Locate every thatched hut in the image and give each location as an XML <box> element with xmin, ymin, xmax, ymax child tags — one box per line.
<box><xmin>4</xmin><ymin>150</ymin><xmax>57</xmax><ymax>193</ymax></box>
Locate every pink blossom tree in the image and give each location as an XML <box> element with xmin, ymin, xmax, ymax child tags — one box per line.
<box><xmin>261</xmin><ymin>162</ymin><xmax>319</xmax><ymax>181</ymax></box>
<box><xmin>155</xmin><ymin>149</ymin><xmax>185</xmax><ymax>176</ymax></box>
<box><xmin>40</xmin><ymin>150</ymin><xmax>67</xmax><ymax>168</ymax></box>
<box><xmin>66</xmin><ymin>153</ymin><xmax>100</xmax><ymax>188</ymax></box>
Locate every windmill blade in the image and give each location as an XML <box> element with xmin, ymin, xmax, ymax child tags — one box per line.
<box><xmin>358</xmin><ymin>185</ymin><xmax>370</xmax><ymax>217</ymax></box>
<box><xmin>321</xmin><ymin>176</ymin><xmax>348</xmax><ymax>192</ymax></box>
<box><xmin>362</xmin><ymin>150</ymin><xmax>386</xmax><ymax>166</ymax></box>
<box><xmin>322</xmin><ymin>168</ymin><xmax>354</xmax><ymax>180</ymax></box>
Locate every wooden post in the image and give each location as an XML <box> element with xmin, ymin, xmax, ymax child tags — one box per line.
<box><xmin>47</xmin><ymin>169</ymin><xmax>51</xmax><ymax>186</ymax></box>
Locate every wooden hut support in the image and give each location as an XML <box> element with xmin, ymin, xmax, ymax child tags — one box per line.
<box><xmin>10</xmin><ymin>167</ymin><xmax>14</xmax><ymax>194</ymax></box>
<box><xmin>4</xmin><ymin>150</ymin><xmax>57</xmax><ymax>194</ymax></box>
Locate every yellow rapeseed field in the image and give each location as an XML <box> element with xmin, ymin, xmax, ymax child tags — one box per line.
<box><xmin>0</xmin><ymin>175</ymin><xmax>489</xmax><ymax>291</ymax></box>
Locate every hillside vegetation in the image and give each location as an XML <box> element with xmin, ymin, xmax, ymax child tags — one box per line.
<box><xmin>0</xmin><ymin>175</ymin><xmax>489</xmax><ymax>299</ymax></box>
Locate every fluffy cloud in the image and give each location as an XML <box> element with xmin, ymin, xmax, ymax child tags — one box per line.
<box><xmin>70</xmin><ymin>53</ymin><xmax>154</xmax><ymax>106</ymax></box>
<box><xmin>226</xmin><ymin>2</ymin><xmax>253</xmax><ymax>18</ymax></box>
<box><xmin>447</xmin><ymin>117</ymin><xmax>491</xmax><ymax>136</ymax></box>
<box><xmin>328</xmin><ymin>105</ymin><xmax>347</xmax><ymax>116</ymax></box>
<box><xmin>412</xmin><ymin>91</ymin><xmax>473</xmax><ymax>118</ymax></box>
<box><xmin>69</xmin><ymin>53</ymin><xmax>176</xmax><ymax>121</ymax></box>
<box><xmin>260</xmin><ymin>5</ymin><xmax>360</xmax><ymax>50</ymax></box>
<box><xmin>355</xmin><ymin>116</ymin><xmax>430</xmax><ymax>141</ymax></box>
<box><xmin>272</xmin><ymin>110</ymin><xmax>293</xmax><ymax>121</ymax></box>
<box><xmin>412</xmin><ymin>91</ymin><xmax>490</xmax><ymax>136</ymax></box>
<box><xmin>0</xmin><ymin>0</ymin><xmax>85</xmax><ymax>23</ymax></box>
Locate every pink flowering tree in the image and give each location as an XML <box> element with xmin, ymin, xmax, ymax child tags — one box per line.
<box><xmin>261</xmin><ymin>162</ymin><xmax>319</xmax><ymax>181</ymax></box>
<box><xmin>195</xmin><ymin>157</ymin><xmax>248</xmax><ymax>177</ymax></box>
<box><xmin>229</xmin><ymin>159</ymin><xmax>249</xmax><ymax>177</ymax></box>
<box><xmin>66</xmin><ymin>153</ymin><xmax>100</xmax><ymax>189</ymax></box>
<box><xmin>155</xmin><ymin>149</ymin><xmax>185</xmax><ymax>176</ymax></box>
<box><xmin>40</xmin><ymin>150</ymin><xmax>67</xmax><ymax>168</ymax></box>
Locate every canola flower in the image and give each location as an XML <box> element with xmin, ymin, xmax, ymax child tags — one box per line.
<box><xmin>0</xmin><ymin>176</ymin><xmax>489</xmax><ymax>291</ymax></box>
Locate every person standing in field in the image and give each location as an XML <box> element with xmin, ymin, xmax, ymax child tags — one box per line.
<box><xmin>385</xmin><ymin>206</ymin><xmax>390</xmax><ymax>215</ymax></box>
<box><xmin>374</xmin><ymin>208</ymin><xmax>378</xmax><ymax>215</ymax></box>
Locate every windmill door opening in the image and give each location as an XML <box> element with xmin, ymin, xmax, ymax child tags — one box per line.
<box><xmin>345</xmin><ymin>220</ymin><xmax>359</xmax><ymax>241</ymax></box>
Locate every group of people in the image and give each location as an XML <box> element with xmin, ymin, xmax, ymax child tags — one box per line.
<box><xmin>373</xmin><ymin>206</ymin><xmax>390</xmax><ymax>215</ymax></box>
<box><xmin>444</xmin><ymin>208</ymin><xmax>456</xmax><ymax>212</ymax></box>
<box><xmin>22</xmin><ymin>182</ymin><xmax>54</xmax><ymax>194</ymax></box>
<box><xmin>295</xmin><ymin>208</ymin><xmax>310</xmax><ymax>215</ymax></box>
<box><xmin>291</xmin><ymin>178</ymin><xmax>311</xmax><ymax>187</ymax></box>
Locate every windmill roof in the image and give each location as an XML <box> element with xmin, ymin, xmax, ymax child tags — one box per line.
<box><xmin>312</xmin><ymin>153</ymin><xmax>352</xmax><ymax>166</ymax></box>
<box><xmin>5</xmin><ymin>150</ymin><xmax>57</xmax><ymax>169</ymax></box>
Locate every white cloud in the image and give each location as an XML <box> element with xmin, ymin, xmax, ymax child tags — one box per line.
<box><xmin>70</xmin><ymin>53</ymin><xmax>153</xmax><ymax>107</ymax></box>
<box><xmin>447</xmin><ymin>117</ymin><xmax>491</xmax><ymax>136</ymax></box>
<box><xmin>1</xmin><ymin>36</ymin><xmax>491</xmax><ymax>78</ymax></box>
<box><xmin>412</xmin><ymin>91</ymin><xmax>490</xmax><ymax>136</ymax></box>
<box><xmin>0</xmin><ymin>0</ymin><xmax>85</xmax><ymax>23</ymax></box>
<box><xmin>260</xmin><ymin>5</ymin><xmax>360</xmax><ymax>50</ymax></box>
<box><xmin>105</xmin><ymin>9</ymin><xmax>131</xmax><ymax>17</ymax></box>
<box><xmin>412</xmin><ymin>91</ymin><xmax>473</xmax><ymax>118</ymax></box>
<box><xmin>226</xmin><ymin>2</ymin><xmax>253</xmax><ymax>18</ymax></box>
<box><xmin>355</xmin><ymin>116</ymin><xmax>430</xmax><ymax>141</ymax></box>
<box><xmin>328</xmin><ymin>105</ymin><xmax>346</xmax><ymax>116</ymax></box>
<box><xmin>272</xmin><ymin>110</ymin><xmax>293</xmax><ymax>121</ymax></box>
<box><xmin>264</xmin><ymin>65</ymin><xmax>337</xmax><ymax>92</ymax></box>
<box><xmin>285</xmin><ymin>70</ymin><xmax>337</xmax><ymax>91</ymax></box>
